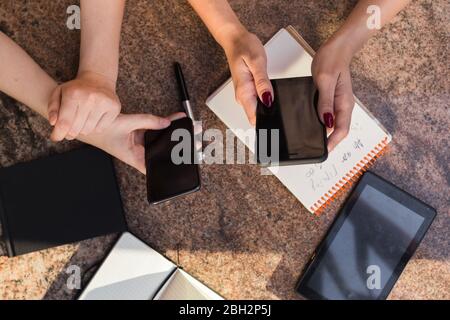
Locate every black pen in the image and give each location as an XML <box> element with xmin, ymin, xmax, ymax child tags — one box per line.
<box><xmin>175</xmin><ymin>62</ymin><xmax>195</xmax><ymax>121</ymax></box>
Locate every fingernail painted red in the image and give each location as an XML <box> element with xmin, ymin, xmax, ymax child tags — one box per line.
<box><xmin>262</xmin><ymin>92</ymin><xmax>273</xmax><ymax>107</ymax></box>
<box><xmin>324</xmin><ymin>113</ymin><xmax>334</xmax><ymax>128</ymax></box>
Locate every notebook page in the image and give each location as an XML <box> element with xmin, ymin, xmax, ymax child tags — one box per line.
<box><xmin>154</xmin><ymin>269</ymin><xmax>223</xmax><ymax>300</ymax></box>
<box><xmin>79</xmin><ymin>232</ymin><xmax>176</xmax><ymax>300</ymax></box>
<box><xmin>206</xmin><ymin>27</ymin><xmax>391</xmax><ymax>213</ymax></box>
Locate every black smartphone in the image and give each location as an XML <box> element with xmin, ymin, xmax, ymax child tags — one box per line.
<box><xmin>256</xmin><ymin>77</ymin><xmax>327</xmax><ymax>166</ymax></box>
<box><xmin>144</xmin><ymin>117</ymin><xmax>200</xmax><ymax>204</ymax></box>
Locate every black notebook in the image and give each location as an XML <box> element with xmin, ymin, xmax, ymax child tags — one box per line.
<box><xmin>0</xmin><ymin>146</ymin><xmax>127</xmax><ymax>257</ymax></box>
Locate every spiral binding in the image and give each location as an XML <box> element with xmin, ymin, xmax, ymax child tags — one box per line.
<box><xmin>311</xmin><ymin>137</ymin><xmax>390</xmax><ymax>215</ymax></box>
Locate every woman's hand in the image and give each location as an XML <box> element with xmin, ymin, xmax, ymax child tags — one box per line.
<box><xmin>312</xmin><ymin>38</ymin><xmax>355</xmax><ymax>152</ymax></box>
<box><xmin>78</xmin><ymin>112</ymin><xmax>186</xmax><ymax>174</ymax></box>
<box><xmin>48</xmin><ymin>71</ymin><xmax>122</xmax><ymax>141</ymax></box>
<box><xmin>187</xmin><ymin>0</ymin><xmax>273</xmax><ymax>125</ymax></box>
<box><xmin>223</xmin><ymin>30</ymin><xmax>273</xmax><ymax>126</ymax></box>
<box><xmin>46</xmin><ymin>0</ymin><xmax>126</xmax><ymax>142</ymax></box>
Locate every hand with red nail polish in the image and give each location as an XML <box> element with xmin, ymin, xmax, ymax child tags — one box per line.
<box><xmin>312</xmin><ymin>37</ymin><xmax>355</xmax><ymax>152</ymax></box>
<box><xmin>222</xmin><ymin>30</ymin><xmax>274</xmax><ymax>126</ymax></box>
<box><xmin>187</xmin><ymin>1</ymin><xmax>273</xmax><ymax>126</ymax></box>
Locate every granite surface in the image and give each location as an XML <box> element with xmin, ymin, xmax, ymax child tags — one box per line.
<box><xmin>0</xmin><ymin>0</ymin><xmax>449</xmax><ymax>300</ymax></box>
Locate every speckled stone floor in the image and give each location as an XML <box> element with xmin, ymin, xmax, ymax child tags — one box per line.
<box><xmin>0</xmin><ymin>0</ymin><xmax>448</xmax><ymax>300</ymax></box>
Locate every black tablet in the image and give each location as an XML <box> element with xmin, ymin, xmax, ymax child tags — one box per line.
<box><xmin>296</xmin><ymin>171</ymin><xmax>436</xmax><ymax>300</ymax></box>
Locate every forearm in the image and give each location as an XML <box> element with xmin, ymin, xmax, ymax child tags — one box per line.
<box><xmin>0</xmin><ymin>32</ymin><xmax>104</xmax><ymax>147</ymax></box>
<box><xmin>332</xmin><ymin>0</ymin><xmax>411</xmax><ymax>56</ymax></box>
<box><xmin>0</xmin><ymin>32</ymin><xmax>55</xmax><ymax>118</ymax></box>
<box><xmin>188</xmin><ymin>0</ymin><xmax>247</xmax><ymax>51</ymax></box>
<box><xmin>78</xmin><ymin>0</ymin><xmax>126</xmax><ymax>86</ymax></box>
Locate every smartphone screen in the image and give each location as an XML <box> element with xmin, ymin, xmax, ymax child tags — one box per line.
<box><xmin>256</xmin><ymin>77</ymin><xmax>327</xmax><ymax>166</ymax></box>
<box><xmin>145</xmin><ymin>117</ymin><xmax>200</xmax><ymax>204</ymax></box>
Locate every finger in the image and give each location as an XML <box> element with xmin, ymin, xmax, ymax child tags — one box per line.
<box><xmin>133</xmin><ymin>145</ymin><xmax>147</xmax><ymax>175</ymax></box>
<box><xmin>234</xmin><ymin>77</ymin><xmax>258</xmax><ymax>125</ymax></box>
<box><xmin>95</xmin><ymin>111</ymin><xmax>117</xmax><ymax>133</ymax></box>
<box><xmin>67</xmin><ymin>105</ymin><xmax>91</xmax><ymax>139</ymax></box>
<box><xmin>80</xmin><ymin>107</ymin><xmax>107</xmax><ymax>135</ymax></box>
<box><xmin>167</xmin><ymin>112</ymin><xmax>187</xmax><ymax>122</ymax></box>
<box><xmin>315</xmin><ymin>73</ymin><xmax>338</xmax><ymax>129</ymax></box>
<box><xmin>239</xmin><ymin>93</ymin><xmax>257</xmax><ymax>126</ymax></box>
<box><xmin>94</xmin><ymin>98</ymin><xmax>121</xmax><ymax>133</ymax></box>
<box><xmin>247</xmin><ymin>55</ymin><xmax>274</xmax><ymax>107</ymax></box>
<box><xmin>137</xmin><ymin>162</ymin><xmax>146</xmax><ymax>175</ymax></box>
<box><xmin>51</xmin><ymin>96</ymin><xmax>78</xmax><ymax>141</ymax></box>
<box><xmin>231</xmin><ymin>59</ymin><xmax>258</xmax><ymax>125</ymax></box>
<box><xmin>327</xmin><ymin>99</ymin><xmax>354</xmax><ymax>152</ymax></box>
<box><xmin>48</xmin><ymin>86</ymin><xmax>62</xmax><ymax>126</ymax></box>
<box><xmin>127</xmin><ymin>114</ymin><xmax>171</xmax><ymax>131</ymax></box>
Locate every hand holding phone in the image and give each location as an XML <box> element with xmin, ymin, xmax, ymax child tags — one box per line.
<box><xmin>144</xmin><ymin>63</ymin><xmax>201</xmax><ymax>204</ymax></box>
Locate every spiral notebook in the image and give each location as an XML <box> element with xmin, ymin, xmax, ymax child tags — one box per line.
<box><xmin>206</xmin><ymin>26</ymin><xmax>391</xmax><ymax>214</ymax></box>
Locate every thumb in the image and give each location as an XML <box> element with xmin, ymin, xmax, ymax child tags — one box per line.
<box><xmin>48</xmin><ymin>86</ymin><xmax>62</xmax><ymax>126</ymax></box>
<box><xmin>247</xmin><ymin>57</ymin><xmax>274</xmax><ymax>107</ymax></box>
<box><xmin>315</xmin><ymin>75</ymin><xmax>338</xmax><ymax>129</ymax></box>
<box><xmin>133</xmin><ymin>151</ymin><xmax>147</xmax><ymax>175</ymax></box>
<box><xmin>167</xmin><ymin>112</ymin><xmax>187</xmax><ymax>122</ymax></box>
<box><xmin>127</xmin><ymin>114</ymin><xmax>171</xmax><ymax>131</ymax></box>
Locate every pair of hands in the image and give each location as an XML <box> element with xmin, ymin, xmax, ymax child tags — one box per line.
<box><xmin>48</xmin><ymin>71</ymin><xmax>121</xmax><ymax>141</ymax></box>
<box><xmin>47</xmin><ymin>30</ymin><xmax>355</xmax><ymax>174</ymax></box>
<box><xmin>224</xmin><ymin>30</ymin><xmax>355</xmax><ymax>152</ymax></box>
<box><xmin>47</xmin><ymin>71</ymin><xmax>185</xmax><ymax>174</ymax></box>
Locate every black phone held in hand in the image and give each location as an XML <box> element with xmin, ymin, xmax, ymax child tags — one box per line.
<box><xmin>144</xmin><ymin>117</ymin><xmax>200</xmax><ymax>204</ymax></box>
<box><xmin>256</xmin><ymin>76</ymin><xmax>328</xmax><ymax>166</ymax></box>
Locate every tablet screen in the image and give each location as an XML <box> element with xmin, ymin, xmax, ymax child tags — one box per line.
<box><xmin>302</xmin><ymin>184</ymin><xmax>426</xmax><ymax>299</ymax></box>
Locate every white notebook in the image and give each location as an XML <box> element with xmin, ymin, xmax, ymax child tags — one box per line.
<box><xmin>206</xmin><ymin>26</ymin><xmax>391</xmax><ymax>214</ymax></box>
<box><xmin>78</xmin><ymin>232</ymin><xmax>223</xmax><ymax>300</ymax></box>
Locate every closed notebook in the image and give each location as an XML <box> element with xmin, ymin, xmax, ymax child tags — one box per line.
<box><xmin>0</xmin><ymin>146</ymin><xmax>127</xmax><ymax>257</ymax></box>
<box><xmin>79</xmin><ymin>232</ymin><xmax>223</xmax><ymax>300</ymax></box>
<box><xmin>206</xmin><ymin>26</ymin><xmax>392</xmax><ymax>214</ymax></box>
